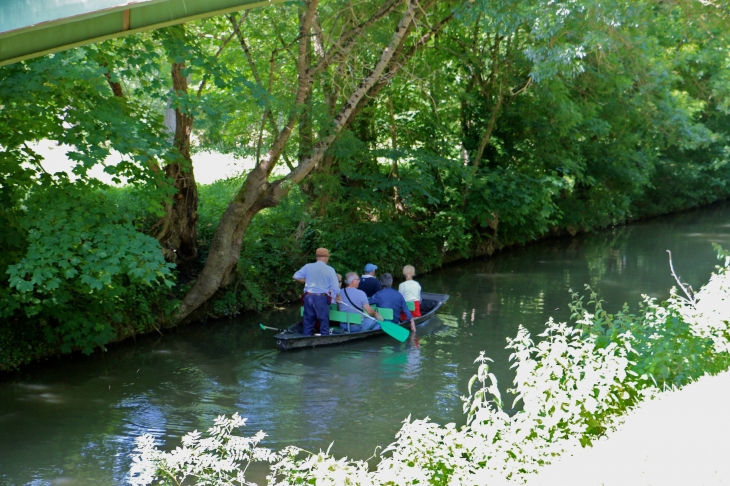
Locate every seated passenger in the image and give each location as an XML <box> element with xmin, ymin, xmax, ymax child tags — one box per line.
<box><xmin>358</xmin><ymin>263</ymin><xmax>382</xmax><ymax>297</ymax></box>
<box><xmin>370</xmin><ymin>273</ymin><xmax>416</xmax><ymax>332</ymax></box>
<box><xmin>398</xmin><ymin>264</ymin><xmax>422</xmax><ymax>319</ymax></box>
<box><xmin>337</xmin><ymin>272</ymin><xmax>382</xmax><ymax>333</ymax></box>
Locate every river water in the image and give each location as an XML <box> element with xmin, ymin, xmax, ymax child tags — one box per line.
<box><xmin>1</xmin><ymin>202</ymin><xmax>729</xmax><ymax>485</ymax></box>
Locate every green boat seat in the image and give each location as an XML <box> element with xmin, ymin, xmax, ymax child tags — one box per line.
<box><xmin>300</xmin><ymin>306</ymin><xmax>364</xmax><ymax>326</ymax></box>
<box><xmin>301</xmin><ymin>303</ymin><xmax>338</xmax><ymax>315</ymax></box>
<box><xmin>330</xmin><ymin>309</ymin><xmax>362</xmax><ymax>333</ymax></box>
<box><xmin>300</xmin><ymin>306</ymin><xmax>392</xmax><ymax>326</ymax></box>
<box><xmin>329</xmin><ymin>309</ymin><xmax>363</xmax><ymax>324</ymax></box>
<box><xmin>406</xmin><ymin>301</ymin><xmax>415</xmax><ymax>311</ymax></box>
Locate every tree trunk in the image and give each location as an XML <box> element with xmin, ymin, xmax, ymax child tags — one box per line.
<box><xmin>175</xmin><ymin>0</ymin><xmax>421</xmax><ymax>323</ymax></box>
<box><xmin>155</xmin><ymin>62</ymin><xmax>199</xmax><ymax>271</ymax></box>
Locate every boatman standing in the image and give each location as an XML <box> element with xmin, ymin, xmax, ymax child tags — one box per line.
<box><xmin>293</xmin><ymin>248</ymin><xmax>340</xmax><ymax>336</ymax></box>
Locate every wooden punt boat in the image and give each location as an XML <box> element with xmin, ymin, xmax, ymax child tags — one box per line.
<box><xmin>273</xmin><ymin>292</ymin><xmax>449</xmax><ymax>351</ymax></box>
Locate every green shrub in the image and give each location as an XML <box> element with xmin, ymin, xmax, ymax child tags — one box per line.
<box><xmin>2</xmin><ymin>183</ymin><xmax>175</xmax><ymax>357</ymax></box>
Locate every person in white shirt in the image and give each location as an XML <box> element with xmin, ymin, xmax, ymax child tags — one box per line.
<box><xmin>398</xmin><ymin>265</ymin><xmax>422</xmax><ymax>318</ymax></box>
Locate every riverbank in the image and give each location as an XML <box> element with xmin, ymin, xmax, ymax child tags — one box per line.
<box><xmin>2</xmin><ymin>197</ymin><xmax>729</xmax><ymax>374</ymax></box>
<box><xmin>528</xmin><ymin>370</ymin><xmax>730</xmax><ymax>485</ymax></box>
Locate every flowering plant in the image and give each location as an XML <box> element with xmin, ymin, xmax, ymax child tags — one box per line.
<box><xmin>371</xmin><ymin>318</ymin><xmax>643</xmax><ymax>485</ymax></box>
<box><xmin>129</xmin><ymin>413</ymin><xmax>275</xmax><ymax>486</ymax></box>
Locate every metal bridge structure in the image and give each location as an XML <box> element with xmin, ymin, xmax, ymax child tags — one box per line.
<box><xmin>0</xmin><ymin>0</ymin><xmax>285</xmax><ymax>66</ymax></box>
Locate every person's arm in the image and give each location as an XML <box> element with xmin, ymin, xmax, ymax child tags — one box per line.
<box><xmin>363</xmin><ymin>303</ymin><xmax>382</xmax><ymax>320</ymax></box>
<box><xmin>328</xmin><ymin>270</ymin><xmax>340</xmax><ymax>298</ymax></box>
<box><xmin>293</xmin><ymin>266</ymin><xmax>307</xmax><ymax>284</ymax></box>
<box><xmin>400</xmin><ymin>295</ymin><xmax>415</xmax><ymax>331</ymax></box>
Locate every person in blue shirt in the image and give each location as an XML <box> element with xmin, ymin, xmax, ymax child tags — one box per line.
<box><xmin>369</xmin><ymin>273</ymin><xmax>416</xmax><ymax>332</ymax></box>
<box><xmin>358</xmin><ymin>263</ymin><xmax>382</xmax><ymax>297</ymax></box>
<box><xmin>293</xmin><ymin>247</ymin><xmax>340</xmax><ymax>336</ymax></box>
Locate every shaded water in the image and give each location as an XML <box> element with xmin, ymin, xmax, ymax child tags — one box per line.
<box><xmin>1</xmin><ymin>202</ymin><xmax>729</xmax><ymax>485</ymax></box>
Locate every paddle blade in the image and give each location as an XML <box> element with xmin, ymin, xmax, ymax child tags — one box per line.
<box><xmin>380</xmin><ymin>321</ymin><xmax>411</xmax><ymax>342</ymax></box>
<box><xmin>259</xmin><ymin>323</ymin><xmax>266</xmax><ymax>331</ymax></box>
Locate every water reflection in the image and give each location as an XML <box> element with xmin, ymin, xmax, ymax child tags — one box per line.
<box><xmin>1</xmin><ymin>202</ymin><xmax>729</xmax><ymax>484</ymax></box>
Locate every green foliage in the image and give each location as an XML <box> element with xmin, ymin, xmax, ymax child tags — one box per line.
<box><xmin>4</xmin><ymin>0</ymin><xmax>730</xmax><ymax>368</ymax></box>
<box><xmin>1</xmin><ymin>182</ymin><xmax>175</xmax><ymax>358</ymax></box>
<box><xmin>304</xmin><ymin>143</ymin><xmax>564</xmax><ymax>276</ymax></box>
<box><xmin>0</xmin><ymin>44</ymin><xmax>173</xmax><ymax>192</ymax></box>
<box><xmin>570</xmin><ymin>286</ymin><xmax>724</xmax><ymax>389</ymax></box>
<box><xmin>0</xmin><ymin>180</ymin><xmax>29</xmax><ymax>285</ymax></box>
<box><xmin>0</xmin><ymin>31</ymin><xmax>185</xmax><ymax>368</ymax></box>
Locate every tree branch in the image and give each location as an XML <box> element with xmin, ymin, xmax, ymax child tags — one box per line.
<box><xmin>196</xmin><ymin>19</ymin><xmax>239</xmax><ymax>99</ymax></box>
<box><xmin>228</xmin><ymin>12</ymin><xmax>282</xmax><ymax>141</ymax></box>
<box><xmin>343</xmin><ymin>4</ymin><xmax>453</xmax><ymax>128</ymax></box>
<box><xmin>308</xmin><ymin>0</ymin><xmax>401</xmax><ymax>78</ymax></box>
<box><xmin>472</xmin><ymin>90</ymin><xmax>503</xmax><ymax>171</ymax></box>
<box><xmin>251</xmin><ymin>0</ymin><xmax>321</xmax><ymax>179</ymax></box>
<box><xmin>667</xmin><ymin>250</ymin><xmax>696</xmax><ymax>303</ymax></box>
<box><xmin>275</xmin><ymin>0</ymin><xmax>421</xmax><ymax>193</ymax></box>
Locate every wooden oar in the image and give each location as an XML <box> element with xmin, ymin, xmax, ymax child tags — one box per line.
<box><xmin>338</xmin><ymin>301</ymin><xmax>410</xmax><ymax>343</ymax></box>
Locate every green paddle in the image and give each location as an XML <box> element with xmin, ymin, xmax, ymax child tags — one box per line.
<box><xmin>338</xmin><ymin>301</ymin><xmax>411</xmax><ymax>343</ymax></box>
<box><xmin>259</xmin><ymin>323</ymin><xmax>284</xmax><ymax>332</ymax></box>
<box><xmin>378</xmin><ymin>320</ymin><xmax>411</xmax><ymax>343</ymax></box>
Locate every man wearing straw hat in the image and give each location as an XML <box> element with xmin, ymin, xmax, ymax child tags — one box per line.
<box><xmin>293</xmin><ymin>248</ymin><xmax>340</xmax><ymax>336</ymax></box>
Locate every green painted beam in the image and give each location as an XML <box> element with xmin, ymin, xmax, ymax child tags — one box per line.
<box><xmin>0</xmin><ymin>0</ymin><xmax>287</xmax><ymax>67</ymax></box>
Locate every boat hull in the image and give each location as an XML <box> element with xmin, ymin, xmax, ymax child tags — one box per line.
<box><xmin>273</xmin><ymin>292</ymin><xmax>449</xmax><ymax>351</ymax></box>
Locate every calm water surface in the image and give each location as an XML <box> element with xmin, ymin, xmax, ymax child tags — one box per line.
<box><xmin>1</xmin><ymin>203</ymin><xmax>730</xmax><ymax>485</ymax></box>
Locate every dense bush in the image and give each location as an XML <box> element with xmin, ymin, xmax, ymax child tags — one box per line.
<box><xmin>0</xmin><ymin>183</ymin><xmax>175</xmax><ymax>369</ymax></box>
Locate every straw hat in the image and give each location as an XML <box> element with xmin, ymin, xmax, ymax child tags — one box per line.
<box><xmin>315</xmin><ymin>247</ymin><xmax>330</xmax><ymax>257</ymax></box>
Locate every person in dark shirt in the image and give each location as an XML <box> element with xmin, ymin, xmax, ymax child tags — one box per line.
<box><xmin>370</xmin><ymin>273</ymin><xmax>416</xmax><ymax>332</ymax></box>
<box><xmin>358</xmin><ymin>263</ymin><xmax>382</xmax><ymax>297</ymax></box>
